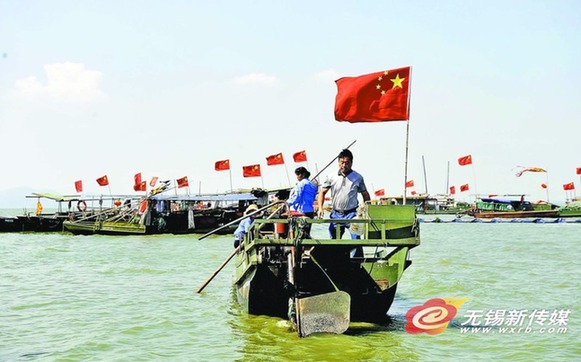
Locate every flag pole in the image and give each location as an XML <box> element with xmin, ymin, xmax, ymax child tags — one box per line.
<box><xmin>228</xmin><ymin>169</ymin><xmax>233</xmax><ymax>192</ymax></box>
<box><xmin>471</xmin><ymin>164</ymin><xmax>478</xmax><ymax>203</ymax></box>
<box><xmin>422</xmin><ymin>155</ymin><xmax>428</xmax><ymax>195</ymax></box>
<box><xmin>446</xmin><ymin>161</ymin><xmax>450</xmax><ymax>195</ymax></box>
<box><xmin>545</xmin><ymin>172</ymin><xmax>550</xmax><ymax>202</ymax></box>
<box><xmin>403</xmin><ymin>122</ymin><xmax>410</xmax><ymax>205</ymax></box>
<box><xmin>402</xmin><ymin>67</ymin><xmax>413</xmax><ymax>205</ymax></box>
<box><xmin>284</xmin><ymin>162</ymin><xmax>292</xmax><ymax>187</ymax></box>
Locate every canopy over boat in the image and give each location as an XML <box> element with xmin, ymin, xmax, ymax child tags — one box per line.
<box><xmin>150</xmin><ymin>193</ymin><xmax>258</xmax><ymax>202</ymax></box>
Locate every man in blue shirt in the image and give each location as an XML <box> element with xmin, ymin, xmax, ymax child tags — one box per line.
<box><xmin>317</xmin><ymin>149</ymin><xmax>370</xmax><ymax>239</ymax></box>
<box><xmin>287</xmin><ymin>167</ymin><xmax>318</xmax><ymax>235</ymax></box>
<box><xmin>233</xmin><ymin>204</ymin><xmax>258</xmax><ymax>248</ymax></box>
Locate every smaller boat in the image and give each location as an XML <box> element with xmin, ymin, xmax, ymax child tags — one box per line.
<box><xmin>469</xmin><ymin>195</ymin><xmax>559</xmax><ymax>219</ymax></box>
<box><xmin>4</xmin><ymin>193</ymin><xmax>137</xmax><ymax>233</ymax></box>
<box><xmin>63</xmin><ymin>189</ymin><xmax>273</xmax><ymax>235</ymax></box>
<box><xmin>377</xmin><ymin>194</ymin><xmax>470</xmax><ymax>215</ymax></box>
<box><xmin>557</xmin><ymin>200</ymin><xmax>581</xmax><ymax>218</ymax></box>
<box><xmin>0</xmin><ymin>216</ymin><xmax>22</xmax><ymax>232</ymax></box>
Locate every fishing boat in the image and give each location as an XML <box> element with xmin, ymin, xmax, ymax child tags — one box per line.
<box><xmin>4</xmin><ymin>193</ymin><xmax>131</xmax><ymax>233</ymax></box>
<box><xmin>557</xmin><ymin>200</ymin><xmax>581</xmax><ymax>218</ymax></box>
<box><xmin>378</xmin><ymin>194</ymin><xmax>470</xmax><ymax>214</ymax></box>
<box><xmin>63</xmin><ymin>190</ymin><xmax>273</xmax><ymax>235</ymax></box>
<box><xmin>469</xmin><ymin>195</ymin><xmax>559</xmax><ymax>219</ymax></box>
<box><xmin>231</xmin><ymin>202</ymin><xmax>420</xmax><ymax>337</ymax></box>
<box><xmin>0</xmin><ymin>216</ymin><xmax>22</xmax><ymax>232</ymax></box>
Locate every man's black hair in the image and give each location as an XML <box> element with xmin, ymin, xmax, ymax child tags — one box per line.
<box><xmin>338</xmin><ymin>149</ymin><xmax>353</xmax><ymax>161</ymax></box>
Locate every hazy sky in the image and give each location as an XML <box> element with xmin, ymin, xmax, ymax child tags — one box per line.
<box><xmin>1</xmin><ymin>0</ymin><xmax>579</xmax><ymax>208</ymax></box>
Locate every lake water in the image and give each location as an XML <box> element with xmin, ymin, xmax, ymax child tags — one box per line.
<box><xmin>1</xmin><ymin>210</ymin><xmax>579</xmax><ymax>361</ymax></box>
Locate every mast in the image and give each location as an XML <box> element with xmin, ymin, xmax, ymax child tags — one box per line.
<box><xmin>446</xmin><ymin>161</ymin><xmax>450</xmax><ymax>195</ymax></box>
<box><xmin>422</xmin><ymin>155</ymin><xmax>428</xmax><ymax>195</ymax></box>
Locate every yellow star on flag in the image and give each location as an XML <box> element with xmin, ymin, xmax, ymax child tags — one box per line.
<box><xmin>391</xmin><ymin>74</ymin><xmax>405</xmax><ymax>89</ymax></box>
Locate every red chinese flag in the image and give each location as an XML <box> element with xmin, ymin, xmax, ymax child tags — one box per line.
<box><xmin>576</xmin><ymin>167</ymin><xmax>581</xmax><ymax>175</ymax></box>
<box><xmin>411</xmin><ymin>191</ymin><xmax>417</xmax><ymax>195</ymax></box>
<box><xmin>563</xmin><ymin>182</ymin><xmax>575</xmax><ymax>191</ymax></box>
<box><xmin>139</xmin><ymin>200</ymin><xmax>148</xmax><ymax>214</ymax></box>
<box><xmin>215</xmin><ymin>159</ymin><xmax>230</xmax><ymax>171</ymax></box>
<box><xmin>293</xmin><ymin>150</ymin><xmax>307</xmax><ymax>163</ymax></box>
<box><xmin>541</xmin><ymin>183</ymin><xmax>548</xmax><ymax>189</ymax></box>
<box><xmin>405</xmin><ymin>180</ymin><xmax>414</xmax><ymax>188</ymax></box>
<box><xmin>176</xmin><ymin>176</ymin><xmax>189</xmax><ymax>188</ymax></box>
<box><xmin>449</xmin><ymin>186</ymin><xmax>455</xmax><ymax>195</ymax></box>
<box><xmin>150</xmin><ymin>176</ymin><xmax>158</xmax><ymax>187</ymax></box>
<box><xmin>134</xmin><ymin>172</ymin><xmax>142</xmax><ymax>186</ymax></box>
<box><xmin>266</xmin><ymin>153</ymin><xmax>284</xmax><ymax>166</ymax></box>
<box><xmin>374</xmin><ymin>189</ymin><xmax>385</xmax><ymax>197</ymax></box>
<box><xmin>96</xmin><ymin>175</ymin><xmax>109</xmax><ymax>186</ymax></box>
<box><xmin>334</xmin><ymin>66</ymin><xmax>411</xmax><ymax>122</ymax></box>
<box><xmin>460</xmin><ymin>184</ymin><xmax>469</xmax><ymax>192</ymax></box>
<box><xmin>458</xmin><ymin>155</ymin><xmax>473</xmax><ymax>166</ymax></box>
<box><xmin>74</xmin><ymin>180</ymin><xmax>83</xmax><ymax>193</ymax></box>
<box><xmin>243</xmin><ymin>164</ymin><xmax>261</xmax><ymax>177</ymax></box>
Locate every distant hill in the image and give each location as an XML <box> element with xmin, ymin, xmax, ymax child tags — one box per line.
<box><xmin>0</xmin><ymin>187</ymin><xmax>43</xmax><ymax>209</ymax></box>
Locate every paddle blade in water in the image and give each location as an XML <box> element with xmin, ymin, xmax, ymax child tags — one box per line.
<box><xmin>295</xmin><ymin>291</ymin><xmax>351</xmax><ymax>337</ymax></box>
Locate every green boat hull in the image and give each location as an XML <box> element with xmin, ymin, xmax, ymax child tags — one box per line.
<box><xmin>233</xmin><ymin>204</ymin><xmax>420</xmax><ymax>328</ymax></box>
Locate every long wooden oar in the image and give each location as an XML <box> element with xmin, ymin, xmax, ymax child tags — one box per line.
<box><xmin>311</xmin><ymin>139</ymin><xmax>357</xmax><ymax>182</ymax></box>
<box><xmin>198</xmin><ymin>201</ymin><xmax>283</xmax><ymax>240</ymax></box>
<box><xmin>196</xmin><ymin>202</ymin><xmax>287</xmax><ymax>293</ymax></box>
<box><xmin>196</xmin><ymin>244</ymin><xmax>242</xmax><ymax>293</ymax></box>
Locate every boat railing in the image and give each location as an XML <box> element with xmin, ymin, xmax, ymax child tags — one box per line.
<box><xmin>244</xmin><ymin>204</ymin><xmax>420</xmax><ymax>249</ymax></box>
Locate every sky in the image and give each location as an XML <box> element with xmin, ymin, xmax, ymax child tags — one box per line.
<box><xmin>1</xmin><ymin>0</ymin><xmax>580</xmax><ymax>208</ymax></box>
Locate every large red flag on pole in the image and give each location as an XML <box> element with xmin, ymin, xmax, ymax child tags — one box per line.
<box><xmin>334</xmin><ymin>67</ymin><xmax>412</xmax><ymax>204</ymax></box>
<box><xmin>334</xmin><ymin>67</ymin><xmax>411</xmax><ymax>123</ymax></box>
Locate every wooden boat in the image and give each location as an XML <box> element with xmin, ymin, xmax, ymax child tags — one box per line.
<box><xmin>64</xmin><ymin>190</ymin><xmax>271</xmax><ymax>235</ymax></box>
<box><xmin>5</xmin><ymin>193</ymin><xmax>135</xmax><ymax>233</ymax></box>
<box><xmin>557</xmin><ymin>200</ymin><xmax>581</xmax><ymax>218</ymax></box>
<box><xmin>0</xmin><ymin>216</ymin><xmax>23</xmax><ymax>232</ymax></box>
<box><xmin>378</xmin><ymin>194</ymin><xmax>470</xmax><ymax>215</ymax></box>
<box><xmin>469</xmin><ymin>196</ymin><xmax>559</xmax><ymax>219</ymax></box>
<box><xmin>232</xmin><ymin>203</ymin><xmax>420</xmax><ymax>337</ymax></box>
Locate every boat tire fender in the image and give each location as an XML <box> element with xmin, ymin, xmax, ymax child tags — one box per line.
<box><xmin>77</xmin><ymin>200</ymin><xmax>87</xmax><ymax>212</ymax></box>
